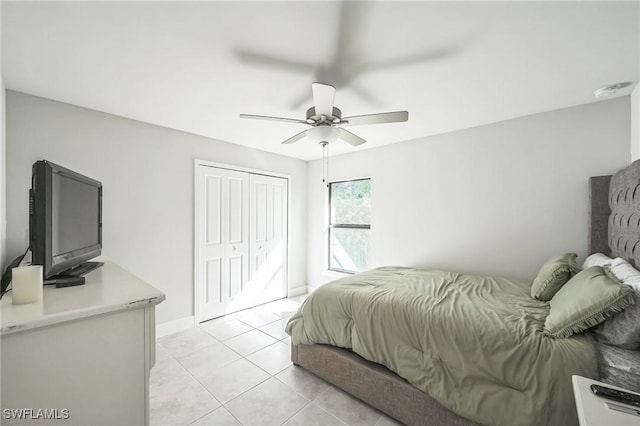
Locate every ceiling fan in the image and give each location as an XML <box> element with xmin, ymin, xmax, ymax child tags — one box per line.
<box><xmin>240</xmin><ymin>82</ymin><xmax>409</xmax><ymax>147</ymax></box>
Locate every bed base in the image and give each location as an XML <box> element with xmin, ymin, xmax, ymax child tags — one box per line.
<box><xmin>291</xmin><ymin>344</ymin><xmax>478</xmax><ymax>426</ymax></box>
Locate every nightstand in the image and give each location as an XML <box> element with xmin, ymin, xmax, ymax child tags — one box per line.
<box><xmin>572</xmin><ymin>375</ymin><xmax>640</xmax><ymax>426</ymax></box>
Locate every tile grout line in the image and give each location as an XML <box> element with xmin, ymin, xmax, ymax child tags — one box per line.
<box><xmin>271</xmin><ymin>375</ymin><xmax>347</xmax><ymax>425</ymax></box>
<box><xmin>153</xmin><ymin>299</ymin><xmax>308</xmax><ymax>426</ymax></box>
<box><xmin>157</xmin><ymin>339</ymin><xmax>225</xmax><ymax>423</ymax></box>
<box><xmin>278</xmin><ymin>400</ymin><xmax>311</xmax><ymax>426</ymax></box>
<box><xmin>159</xmin><ymin>327</ymin><xmax>270</xmax><ymax>426</ymax></box>
<box><xmin>184</xmin><ymin>323</ymin><xmax>286</xmax><ymax>423</ymax></box>
<box><xmin>204</xmin><ymin>318</ymin><xmax>299</xmax><ymax>423</ymax></box>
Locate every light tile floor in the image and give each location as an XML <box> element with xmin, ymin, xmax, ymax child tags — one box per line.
<box><xmin>151</xmin><ymin>296</ymin><xmax>402</xmax><ymax>426</ymax></box>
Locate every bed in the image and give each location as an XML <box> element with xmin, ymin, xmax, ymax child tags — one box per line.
<box><xmin>285</xmin><ymin>160</ymin><xmax>640</xmax><ymax>426</ymax></box>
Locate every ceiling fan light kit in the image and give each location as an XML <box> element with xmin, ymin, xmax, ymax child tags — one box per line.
<box><xmin>309</xmin><ymin>126</ymin><xmax>341</xmax><ymax>144</ymax></box>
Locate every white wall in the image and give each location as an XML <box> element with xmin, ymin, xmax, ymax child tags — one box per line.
<box><xmin>632</xmin><ymin>85</ymin><xmax>639</xmax><ymax>161</ymax></box>
<box><xmin>1</xmin><ymin>80</ymin><xmax>5</xmax><ymax>276</ymax></box>
<box><xmin>0</xmin><ymin>80</ymin><xmax>5</xmax><ymax>277</ymax></box>
<box><xmin>6</xmin><ymin>91</ymin><xmax>307</xmax><ymax>325</ymax></box>
<box><xmin>308</xmin><ymin>97</ymin><xmax>631</xmax><ymax>288</ymax></box>
<box><xmin>1</xmin><ymin>1</ymin><xmax>6</xmax><ymax>274</ymax></box>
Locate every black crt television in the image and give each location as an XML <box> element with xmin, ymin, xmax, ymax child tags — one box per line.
<box><xmin>30</xmin><ymin>160</ymin><xmax>103</xmax><ymax>279</ymax></box>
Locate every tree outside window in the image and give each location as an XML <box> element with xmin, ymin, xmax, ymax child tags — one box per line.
<box><xmin>329</xmin><ymin>178</ymin><xmax>370</xmax><ymax>273</ymax></box>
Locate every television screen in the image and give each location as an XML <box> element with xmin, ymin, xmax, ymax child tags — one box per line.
<box><xmin>30</xmin><ymin>160</ymin><xmax>102</xmax><ymax>278</ymax></box>
<box><xmin>52</xmin><ymin>172</ymin><xmax>101</xmax><ymax>256</ymax></box>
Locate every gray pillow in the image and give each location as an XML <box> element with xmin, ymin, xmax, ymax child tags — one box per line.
<box><xmin>544</xmin><ymin>266</ymin><xmax>635</xmax><ymax>339</ymax></box>
<box><xmin>592</xmin><ymin>258</ymin><xmax>640</xmax><ymax>349</ymax></box>
<box><xmin>531</xmin><ymin>253</ymin><xmax>579</xmax><ymax>301</ymax></box>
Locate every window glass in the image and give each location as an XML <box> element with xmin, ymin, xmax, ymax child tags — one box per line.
<box><xmin>330</xmin><ymin>228</ymin><xmax>370</xmax><ymax>272</ymax></box>
<box><xmin>329</xmin><ymin>178</ymin><xmax>371</xmax><ymax>273</ymax></box>
<box><xmin>330</xmin><ymin>179</ymin><xmax>371</xmax><ymax>225</ymax></box>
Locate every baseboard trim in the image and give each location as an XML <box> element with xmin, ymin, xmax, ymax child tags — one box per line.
<box><xmin>156</xmin><ymin>316</ymin><xmax>195</xmax><ymax>338</ymax></box>
<box><xmin>156</xmin><ymin>289</ymin><xmax>312</xmax><ymax>337</ymax></box>
<box><xmin>306</xmin><ymin>284</ymin><xmax>321</xmax><ymax>294</ymax></box>
<box><xmin>288</xmin><ymin>286</ymin><xmax>308</xmax><ymax>297</ymax></box>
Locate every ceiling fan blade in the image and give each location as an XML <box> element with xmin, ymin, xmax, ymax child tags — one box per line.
<box><xmin>235</xmin><ymin>49</ymin><xmax>315</xmax><ymax>73</ymax></box>
<box><xmin>289</xmin><ymin>88</ymin><xmax>312</xmax><ymax>110</ymax></box>
<box><xmin>365</xmin><ymin>47</ymin><xmax>458</xmax><ymax>72</ymax></box>
<box><xmin>240</xmin><ymin>114</ymin><xmax>309</xmax><ymax>125</ymax></box>
<box><xmin>281</xmin><ymin>130</ymin><xmax>308</xmax><ymax>145</ymax></box>
<box><xmin>333</xmin><ymin>1</ymin><xmax>370</xmax><ymax>66</ymax></box>
<box><xmin>311</xmin><ymin>82</ymin><xmax>335</xmax><ymax>116</ymax></box>
<box><xmin>342</xmin><ymin>111</ymin><xmax>409</xmax><ymax>126</ymax></box>
<box><xmin>350</xmin><ymin>83</ymin><xmax>381</xmax><ymax>107</ymax></box>
<box><xmin>338</xmin><ymin>128</ymin><xmax>366</xmax><ymax>146</ymax></box>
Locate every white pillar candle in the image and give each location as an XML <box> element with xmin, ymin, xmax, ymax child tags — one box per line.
<box><xmin>12</xmin><ymin>265</ymin><xmax>43</xmax><ymax>305</ymax></box>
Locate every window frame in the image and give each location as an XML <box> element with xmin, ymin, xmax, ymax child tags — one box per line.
<box><xmin>327</xmin><ymin>178</ymin><xmax>371</xmax><ymax>274</ymax></box>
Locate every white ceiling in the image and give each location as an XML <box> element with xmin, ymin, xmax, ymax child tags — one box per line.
<box><xmin>2</xmin><ymin>1</ymin><xmax>639</xmax><ymax>161</ymax></box>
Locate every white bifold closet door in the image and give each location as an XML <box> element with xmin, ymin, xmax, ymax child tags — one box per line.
<box><xmin>196</xmin><ymin>165</ymin><xmax>288</xmax><ymax>321</ymax></box>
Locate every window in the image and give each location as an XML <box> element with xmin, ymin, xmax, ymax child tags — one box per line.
<box><xmin>328</xmin><ymin>178</ymin><xmax>371</xmax><ymax>273</ymax></box>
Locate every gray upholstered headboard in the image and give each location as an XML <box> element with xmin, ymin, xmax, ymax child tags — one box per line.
<box><xmin>589</xmin><ymin>160</ymin><xmax>640</xmax><ymax>268</ymax></box>
<box><xmin>588</xmin><ymin>160</ymin><xmax>640</xmax><ymax>392</ymax></box>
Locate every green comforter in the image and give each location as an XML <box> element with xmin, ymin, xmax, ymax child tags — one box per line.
<box><xmin>286</xmin><ymin>267</ymin><xmax>599</xmax><ymax>426</ymax></box>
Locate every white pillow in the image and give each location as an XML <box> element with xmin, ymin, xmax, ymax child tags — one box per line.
<box><xmin>581</xmin><ymin>253</ymin><xmax>613</xmax><ymax>269</ymax></box>
<box><xmin>610</xmin><ymin>258</ymin><xmax>640</xmax><ymax>285</ymax></box>
<box><xmin>592</xmin><ymin>257</ymin><xmax>640</xmax><ymax>349</ymax></box>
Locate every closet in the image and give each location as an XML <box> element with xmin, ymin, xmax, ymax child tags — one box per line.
<box><xmin>195</xmin><ymin>162</ymin><xmax>288</xmax><ymax>321</ymax></box>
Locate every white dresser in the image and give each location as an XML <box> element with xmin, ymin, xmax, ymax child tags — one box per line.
<box><xmin>1</xmin><ymin>258</ymin><xmax>165</xmax><ymax>425</ymax></box>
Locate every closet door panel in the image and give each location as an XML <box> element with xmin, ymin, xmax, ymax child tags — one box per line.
<box><xmin>196</xmin><ymin>164</ymin><xmax>288</xmax><ymax>322</ymax></box>
<box><xmin>227</xmin><ymin>177</ymin><xmax>244</xmax><ymax>244</ymax></box>
<box><xmin>254</xmin><ymin>181</ymin><xmax>268</xmax><ymax>243</ymax></box>
<box><xmin>228</xmin><ymin>255</ymin><xmax>244</xmax><ymax>299</ymax></box>
<box><xmin>205</xmin><ymin>176</ymin><xmax>222</xmax><ymax>245</ymax></box>
<box><xmin>272</xmin><ymin>184</ymin><xmax>284</xmax><ymax>240</ymax></box>
<box><xmin>197</xmin><ymin>166</ymin><xmax>249</xmax><ymax>320</ymax></box>
<box><xmin>205</xmin><ymin>258</ymin><xmax>222</xmax><ymax>304</ymax></box>
<box><xmin>249</xmin><ymin>174</ymin><xmax>288</xmax><ymax>304</ymax></box>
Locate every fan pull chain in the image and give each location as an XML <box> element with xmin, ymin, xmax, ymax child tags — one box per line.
<box><xmin>321</xmin><ymin>141</ymin><xmax>329</xmax><ymax>187</ymax></box>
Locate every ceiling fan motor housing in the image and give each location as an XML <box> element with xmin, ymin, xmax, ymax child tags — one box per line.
<box><xmin>306</xmin><ymin>106</ymin><xmax>342</xmax><ymax>125</ymax></box>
